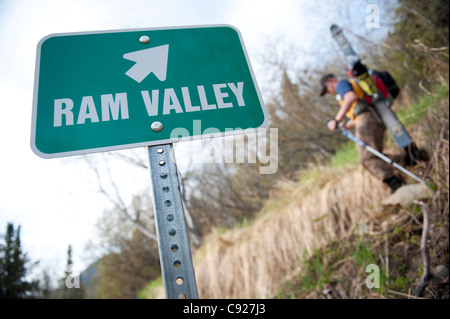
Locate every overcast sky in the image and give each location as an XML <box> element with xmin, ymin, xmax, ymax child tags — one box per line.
<box><xmin>0</xmin><ymin>0</ymin><xmax>393</xmax><ymax>283</ymax></box>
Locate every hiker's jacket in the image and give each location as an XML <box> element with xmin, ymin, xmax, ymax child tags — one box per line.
<box><xmin>336</xmin><ymin>76</ymin><xmax>389</xmax><ymax>122</ymax></box>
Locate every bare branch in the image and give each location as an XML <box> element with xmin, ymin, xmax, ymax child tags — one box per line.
<box><xmin>110</xmin><ymin>151</ymin><xmax>149</xmax><ymax>170</ymax></box>
<box><xmin>89</xmin><ymin>155</ymin><xmax>158</xmax><ymax>242</ymax></box>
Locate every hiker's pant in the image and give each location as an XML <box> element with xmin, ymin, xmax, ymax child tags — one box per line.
<box><xmin>355</xmin><ymin>112</ymin><xmax>396</xmax><ymax>181</ymax></box>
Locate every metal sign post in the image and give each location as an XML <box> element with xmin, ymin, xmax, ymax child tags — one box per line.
<box><xmin>147</xmin><ymin>144</ymin><xmax>198</xmax><ymax>299</ymax></box>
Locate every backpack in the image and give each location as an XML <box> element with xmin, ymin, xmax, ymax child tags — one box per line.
<box><xmin>371</xmin><ymin>70</ymin><xmax>400</xmax><ymax>99</ymax></box>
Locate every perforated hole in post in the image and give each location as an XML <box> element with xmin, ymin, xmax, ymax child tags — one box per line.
<box><xmin>148</xmin><ymin>145</ymin><xmax>198</xmax><ymax>299</ymax></box>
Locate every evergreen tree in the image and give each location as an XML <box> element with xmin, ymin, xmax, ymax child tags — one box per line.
<box><xmin>0</xmin><ymin>223</ymin><xmax>38</xmax><ymax>298</ymax></box>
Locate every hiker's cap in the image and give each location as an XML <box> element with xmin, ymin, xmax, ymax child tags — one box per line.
<box><xmin>319</xmin><ymin>73</ymin><xmax>336</xmax><ymax>96</ymax></box>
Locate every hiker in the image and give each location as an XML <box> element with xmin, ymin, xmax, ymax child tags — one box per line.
<box><xmin>320</xmin><ymin>73</ymin><xmax>406</xmax><ymax>192</ymax></box>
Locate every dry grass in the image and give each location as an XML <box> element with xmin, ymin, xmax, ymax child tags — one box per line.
<box><xmin>193</xmin><ymin>165</ymin><xmax>391</xmax><ymax>298</ymax></box>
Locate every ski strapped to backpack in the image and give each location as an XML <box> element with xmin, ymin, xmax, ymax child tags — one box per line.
<box><xmin>330</xmin><ymin>24</ymin><xmax>413</xmax><ymax>149</ymax></box>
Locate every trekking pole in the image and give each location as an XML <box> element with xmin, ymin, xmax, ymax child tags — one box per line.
<box><xmin>329</xmin><ymin>123</ymin><xmax>428</xmax><ymax>186</ymax></box>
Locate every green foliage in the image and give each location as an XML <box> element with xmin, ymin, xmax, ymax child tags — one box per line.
<box><xmin>395</xmin><ymin>0</ymin><xmax>448</xmax><ymax>47</ymax></box>
<box><xmin>292</xmin><ymin>248</ymin><xmax>333</xmax><ymax>295</ymax></box>
<box><xmin>286</xmin><ymin>244</ymin><xmax>346</xmax><ymax>297</ymax></box>
<box><xmin>276</xmin><ymin>236</ymin><xmax>395</xmax><ymax>298</ymax></box>
<box><xmin>351</xmin><ymin>241</ymin><xmax>376</xmax><ymax>266</ymax></box>
<box><xmin>397</xmin><ymin>83</ymin><xmax>449</xmax><ymax>126</ymax></box>
<box><xmin>138</xmin><ymin>277</ymin><xmax>163</xmax><ymax>299</ymax></box>
<box><xmin>390</xmin><ymin>276</ymin><xmax>412</xmax><ymax>291</ymax></box>
<box><xmin>330</xmin><ymin>142</ymin><xmax>359</xmax><ymax>167</ymax></box>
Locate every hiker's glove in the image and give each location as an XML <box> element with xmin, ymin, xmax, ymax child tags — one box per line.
<box><xmin>327</xmin><ymin>119</ymin><xmax>340</xmax><ymax>131</ymax></box>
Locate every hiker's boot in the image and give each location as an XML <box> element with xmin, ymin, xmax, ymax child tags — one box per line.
<box><xmin>404</xmin><ymin>143</ymin><xmax>430</xmax><ymax>166</ymax></box>
<box><xmin>384</xmin><ymin>176</ymin><xmax>405</xmax><ymax>193</ymax></box>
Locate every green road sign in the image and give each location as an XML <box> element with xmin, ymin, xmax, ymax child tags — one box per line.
<box><xmin>31</xmin><ymin>25</ymin><xmax>267</xmax><ymax>158</ymax></box>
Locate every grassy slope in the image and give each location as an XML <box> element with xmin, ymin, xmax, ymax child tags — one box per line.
<box><xmin>276</xmin><ymin>84</ymin><xmax>449</xmax><ymax>299</ymax></box>
<box><xmin>141</xmin><ymin>84</ymin><xmax>449</xmax><ymax>299</ymax></box>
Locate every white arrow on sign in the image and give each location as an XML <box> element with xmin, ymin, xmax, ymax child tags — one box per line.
<box><xmin>123</xmin><ymin>44</ymin><xmax>169</xmax><ymax>83</ymax></box>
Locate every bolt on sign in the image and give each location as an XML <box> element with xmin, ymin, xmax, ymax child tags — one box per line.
<box><xmin>30</xmin><ymin>25</ymin><xmax>268</xmax><ymax>158</ymax></box>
